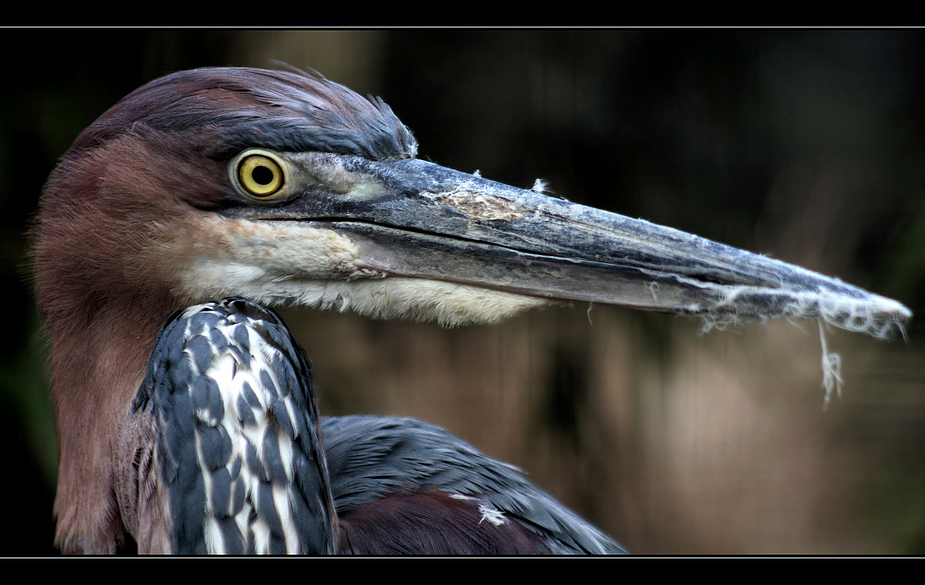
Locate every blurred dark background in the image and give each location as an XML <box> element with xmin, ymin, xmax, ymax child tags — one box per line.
<box><xmin>2</xmin><ymin>29</ymin><xmax>924</xmax><ymax>555</ymax></box>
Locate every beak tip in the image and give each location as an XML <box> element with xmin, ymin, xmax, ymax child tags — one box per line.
<box><xmin>822</xmin><ymin>293</ymin><xmax>912</xmax><ymax>340</ymax></box>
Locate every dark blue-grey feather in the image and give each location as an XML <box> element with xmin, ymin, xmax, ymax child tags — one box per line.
<box><xmin>321</xmin><ymin>415</ymin><xmax>625</xmax><ymax>554</ymax></box>
<box><xmin>133</xmin><ymin>298</ymin><xmax>336</xmax><ymax>554</ymax></box>
<box><xmin>134</xmin><ymin>297</ymin><xmax>623</xmax><ymax>555</ymax></box>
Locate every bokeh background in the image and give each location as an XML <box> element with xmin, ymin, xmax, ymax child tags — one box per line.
<box><xmin>2</xmin><ymin>29</ymin><xmax>924</xmax><ymax>555</ymax></box>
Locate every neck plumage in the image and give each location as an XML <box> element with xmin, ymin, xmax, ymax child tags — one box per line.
<box><xmin>40</xmin><ymin>277</ymin><xmax>181</xmax><ymax>552</ymax></box>
<box><xmin>35</xmin><ymin>143</ymin><xmax>195</xmax><ymax>552</ymax></box>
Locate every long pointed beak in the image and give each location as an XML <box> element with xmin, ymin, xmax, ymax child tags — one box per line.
<box><xmin>238</xmin><ymin>152</ymin><xmax>911</xmax><ymax>339</ymax></box>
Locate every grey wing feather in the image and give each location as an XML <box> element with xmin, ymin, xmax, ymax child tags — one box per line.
<box><xmin>321</xmin><ymin>415</ymin><xmax>626</xmax><ymax>554</ymax></box>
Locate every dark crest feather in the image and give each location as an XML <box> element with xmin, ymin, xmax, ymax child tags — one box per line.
<box><xmin>69</xmin><ymin>66</ymin><xmax>418</xmax><ymax>162</ymax></box>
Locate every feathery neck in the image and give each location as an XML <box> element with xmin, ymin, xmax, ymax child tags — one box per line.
<box><xmin>34</xmin><ymin>138</ymin><xmax>202</xmax><ymax>552</ymax></box>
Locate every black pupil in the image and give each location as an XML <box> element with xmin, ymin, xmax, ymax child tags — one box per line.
<box><xmin>251</xmin><ymin>164</ymin><xmax>274</xmax><ymax>186</ymax></box>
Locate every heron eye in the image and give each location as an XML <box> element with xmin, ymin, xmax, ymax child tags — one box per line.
<box><xmin>236</xmin><ymin>153</ymin><xmax>285</xmax><ymax>198</ymax></box>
